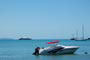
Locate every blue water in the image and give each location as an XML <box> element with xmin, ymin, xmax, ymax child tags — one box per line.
<box><xmin>0</xmin><ymin>39</ymin><xmax>90</xmax><ymax>60</ymax></box>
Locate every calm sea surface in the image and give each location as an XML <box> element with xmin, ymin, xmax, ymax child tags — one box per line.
<box><xmin>0</xmin><ymin>39</ymin><xmax>90</xmax><ymax>60</ymax></box>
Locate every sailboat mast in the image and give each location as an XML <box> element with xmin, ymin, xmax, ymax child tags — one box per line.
<box><xmin>82</xmin><ymin>24</ymin><xmax>84</xmax><ymax>40</ymax></box>
<box><xmin>76</xmin><ymin>30</ymin><xmax>78</xmax><ymax>40</ymax></box>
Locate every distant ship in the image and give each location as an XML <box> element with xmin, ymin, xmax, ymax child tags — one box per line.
<box><xmin>70</xmin><ymin>38</ymin><xmax>76</xmax><ymax>40</ymax></box>
<box><xmin>19</xmin><ymin>38</ymin><xmax>32</xmax><ymax>40</ymax></box>
<box><xmin>70</xmin><ymin>25</ymin><xmax>90</xmax><ymax>41</ymax></box>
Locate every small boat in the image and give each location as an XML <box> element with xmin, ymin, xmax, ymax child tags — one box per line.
<box><xmin>33</xmin><ymin>40</ymin><xmax>79</xmax><ymax>55</ymax></box>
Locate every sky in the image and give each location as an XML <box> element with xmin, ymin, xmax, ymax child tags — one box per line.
<box><xmin>0</xmin><ymin>0</ymin><xmax>90</xmax><ymax>39</ymax></box>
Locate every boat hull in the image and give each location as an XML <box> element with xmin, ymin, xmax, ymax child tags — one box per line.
<box><xmin>39</xmin><ymin>45</ymin><xmax>79</xmax><ymax>55</ymax></box>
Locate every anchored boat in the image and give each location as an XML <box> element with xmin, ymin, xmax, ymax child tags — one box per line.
<box><xmin>33</xmin><ymin>40</ymin><xmax>79</xmax><ymax>55</ymax></box>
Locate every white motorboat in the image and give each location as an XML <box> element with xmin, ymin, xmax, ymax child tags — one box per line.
<box><xmin>39</xmin><ymin>45</ymin><xmax>79</xmax><ymax>55</ymax></box>
<box><xmin>33</xmin><ymin>40</ymin><xmax>79</xmax><ymax>55</ymax></box>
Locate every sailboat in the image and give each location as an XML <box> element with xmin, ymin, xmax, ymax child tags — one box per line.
<box><xmin>70</xmin><ymin>25</ymin><xmax>88</xmax><ymax>41</ymax></box>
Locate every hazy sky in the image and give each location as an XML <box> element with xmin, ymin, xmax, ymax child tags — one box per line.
<box><xmin>0</xmin><ymin>0</ymin><xmax>90</xmax><ymax>39</ymax></box>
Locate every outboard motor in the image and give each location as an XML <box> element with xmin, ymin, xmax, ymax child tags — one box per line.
<box><xmin>33</xmin><ymin>47</ymin><xmax>40</xmax><ymax>55</ymax></box>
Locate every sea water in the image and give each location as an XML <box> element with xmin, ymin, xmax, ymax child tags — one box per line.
<box><xmin>0</xmin><ymin>39</ymin><xmax>90</xmax><ymax>60</ymax></box>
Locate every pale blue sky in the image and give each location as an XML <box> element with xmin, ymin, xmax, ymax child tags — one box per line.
<box><xmin>0</xmin><ymin>0</ymin><xmax>90</xmax><ymax>39</ymax></box>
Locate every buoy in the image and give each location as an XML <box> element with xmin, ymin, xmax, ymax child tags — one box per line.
<box><xmin>84</xmin><ymin>52</ymin><xmax>88</xmax><ymax>54</ymax></box>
